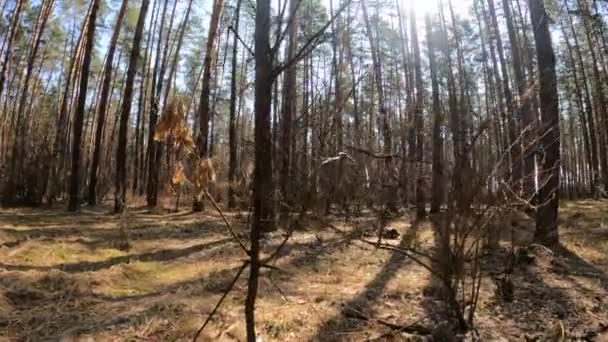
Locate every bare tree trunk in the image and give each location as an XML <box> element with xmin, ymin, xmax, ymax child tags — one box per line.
<box><xmin>439</xmin><ymin>0</ymin><xmax>462</xmax><ymax>210</ymax></box>
<box><xmin>193</xmin><ymin>0</ymin><xmax>224</xmax><ymax>211</ymax></box>
<box><xmin>68</xmin><ymin>0</ymin><xmax>99</xmax><ymax>211</ymax></box>
<box><xmin>247</xmin><ymin>0</ymin><xmax>274</xmax><ymax>336</ymax></box>
<box><xmin>197</xmin><ymin>0</ymin><xmax>225</xmax><ymax>158</ymax></box>
<box><xmin>361</xmin><ymin>0</ymin><xmax>394</xmax><ymax>210</ymax></box>
<box><xmin>280</xmin><ymin>0</ymin><xmax>299</xmax><ymax>212</ymax></box>
<box><xmin>115</xmin><ymin>0</ymin><xmax>150</xmax><ymax>213</ymax></box>
<box><xmin>410</xmin><ymin>6</ymin><xmax>425</xmax><ymax>218</ymax></box>
<box><xmin>344</xmin><ymin>2</ymin><xmax>359</xmax><ymax>149</ymax></box>
<box><xmin>503</xmin><ymin>0</ymin><xmax>535</xmax><ymax>199</ymax></box>
<box><xmin>228</xmin><ymin>0</ymin><xmax>243</xmax><ymax>208</ymax></box>
<box><xmin>163</xmin><ymin>0</ymin><xmax>194</xmax><ymax>102</ymax></box>
<box><xmin>68</xmin><ymin>0</ymin><xmax>100</xmax><ymax>211</ymax></box>
<box><xmin>560</xmin><ymin>17</ymin><xmax>597</xmax><ymax>197</ymax></box>
<box><xmin>45</xmin><ymin>12</ymin><xmax>90</xmax><ymax>204</ymax></box>
<box><xmin>139</xmin><ymin>0</ymin><xmax>160</xmax><ymax>197</ymax></box>
<box><xmin>427</xmin><ymin>14</ymin><xmax>444</xmax><ymax>214</ymax></box>
<box><xmin>88</xmin><ymin>0</ymin><xmax>128</xmax><ymax>206</ymax></box>
<box><xmin>528</xmin><ymin>0</ymin><xmax>560</xmax><ymax>246</ymax></box>
<box><xmin>577</xmin><ymin>0</ymin><xmax>608</xmax><ymax>193</ymax></box>
<box><xmin>0</xmin><ymin>0</ymin><xmax>23</xmax><ymax>99</ymax></box>
<box><xmin>8</xmin><ymin>0</ymin><xmax>55</xmax><ymax>201</ymax></box>
<box><xmin>146</xmin><ymin>0</ymin><xmax>169</xmax><ymax>208</ymax></box>
<box><xmin>487</xmin><ymin>0</ymin><xmax>520</xmax><ymax>191</ymax></box>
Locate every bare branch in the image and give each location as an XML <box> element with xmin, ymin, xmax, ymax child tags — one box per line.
<box><xmin>228</xmin><ymin>25</ymin><xmax>254</xmax><ymax>57</ymax></box>
<box><xmin>193</xmin><ymin>262</ymin><xmax>248</xmax><ymax>341</ymax></box>
<box><xmin>273</xmin><ymin>0</ymin><xmax>353</xmax><ymax>77</ymax></box>
<box><xmin>272</xmin><ymin>0</ymin><xmax>305</xmax><ymax>53</ymax></box>
<box><xmin>205</xmin><ymin>189</ymin><xmax>250</xmax><ymax>255</ymax></box>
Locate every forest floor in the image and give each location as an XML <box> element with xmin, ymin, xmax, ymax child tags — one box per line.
<box><xmin>1</xmin><ymin>200</ymin><xmax>607</xmax><ymax>341</ymax></box>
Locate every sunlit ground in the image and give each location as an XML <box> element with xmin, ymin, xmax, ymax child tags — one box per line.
<box><xmin>0</xmin><ymin>200</ymin><xmax>607</xmax><ymax>340</ymax></box>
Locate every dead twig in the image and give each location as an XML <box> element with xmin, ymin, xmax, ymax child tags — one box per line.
<box><xmin>273</xmin><ymin>0</ymin><xmax>353</xmax><ymax>76</ymax></box>
<box><xmin>204</xmin><ymin>189</ymin><xmax>250</xmax><ymax>255</ymax></box>
<box><xmin>359</xmin><ymin>238</ymin><xmax>438</xmax><ymax>264</ymax></box>
<box><xmin>366</xmin><ymin>314</ymin><xmax>436</xmax><ymax>341</ymax></box>
<box><xmin>266</xmin><ymin>274</ymin><xmax>290</xmax><ymax>302</ymax></box>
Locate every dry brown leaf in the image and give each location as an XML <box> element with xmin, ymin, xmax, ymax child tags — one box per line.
<box><xmin>153</xmin><ymin>98</ymin><xmax>193</xmax><ymax>149</ymax></box>
<box><xmin>191</xmin><ymin>158</ymin><xmax>216</xmax><ymax>196</ymax></box>
<box><xmin>171</xmin><ymin>162</ymin><xmax>186</xmax><ymax>186</ymax></box>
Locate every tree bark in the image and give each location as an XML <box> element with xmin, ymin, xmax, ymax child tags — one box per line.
<box><xmin>411</xmin><ymin>6</ymin><xmax>425</xmax><ymax>218</ymax></box>
<box><xmin>228</xmin><ymin>0</ymin><xmax>243</xmax><ymax>208</ymax></box>
<box><xmin>577</xmin><ymin>0</ymin><xmax>608</xmax><ymax>193</ymax></box>
<box><xmin>361</xmin><ymin>0</ymin><xmax>394</xmax><ymax>210</ymax></box>
<box><xmin>427</xmin><ymin>14</ymin><xmax>444</xmax><ymax>214</ymax></box>
<box><xmin>528</xmin><ymin>0</ymin><xmax>560</xmax><ymax>246</ymax></box>
<box><xmin>68</xmin><ymin>0</ymin><xmax>100</xmax><ymax>211</ymax></box>
<box><xmin>145</xmin><ymin>0</ymin><xmax>169</xmax><ymax>208</ymax></box>
<box><xmin>487</xmin><ymin>0</ymin><xmax>521</xmax><ymax>190</ymax></box>
<box><xmin>0</xmin><ymin>0</ymin><xmax>23</xmax><ymax>99</ymax></box>
<box><xmin>88</xmin><ymin>0</ymin><xmax>128</xmax><ymax>206</ymax></box>
<box><xmin>115</xmin><ymin>0</ymin><xmax>151</xmax><ymax>213</ymax></box>
<box><xmin>280</xmin><ymin>0</ymin><xmax>299</xmax><ymax>211</ymax></box>
<box><xmin>9</xmin><ymin>0</ymin><xmax>55</xmax><ymax>200</ymax></box>
<box><xmin>503</xmin><ymin>0</ymin><xmax>535</xmax><ymax>199</ymax></box>
<box><xmin>247</xmin><ymin>0</ymin><xmax>274</xmax><ymax>336</ymax></box>
<box><xmin>197</xmin><ymin>0</ymin><xmax>225</xmax><ymax>158</ymax></box>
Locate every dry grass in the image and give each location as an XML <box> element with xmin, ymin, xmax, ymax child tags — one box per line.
<box><xmin>0</xmin><ymin>200</ymin><xmax>607</xmax><ymax>340</ymax></box>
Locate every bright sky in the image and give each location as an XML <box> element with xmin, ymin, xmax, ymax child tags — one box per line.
<box><xmin>407</xmin><ymin>0</ymin><xmax>472</xmax><ymax>17</ymax></box>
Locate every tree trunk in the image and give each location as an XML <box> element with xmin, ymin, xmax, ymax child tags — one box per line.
<box><xmin>281</xmin><ymin>0</ymin><xmax>298</xmax><ymax>211</ymax></box>
<box><xmin>487</xmin><ymin>0</ymin><xmax>521</xmax><ymax>191</ymax></box>
<box><xmin>577</xmin><ymin>0</ymin><xmax>608</xmax><ymax>193</ymax></box>
<box><xmin>427</xmin><ymin>14</ymin><xmax>444</xmax><ymax>214</ymax></box>
<box><xmin>560</xmin><ymin>18</ymin><xmax>597</xmax><ymax>197</ymax></box>
<box><xmin>145</xmin><ymin>0</ymin><xmax>169</xmax><ymax>208</ymax></box>
<box><xmin>8</xmin><ymin>0</ymin><xmax>55</xmax><ymax>200</ymax></box>
<box><xmin>228</xmin><ymin>0</ymin><xmax>243</xmax><ymax>208</ymax></box>
<box><xmin>247</xmin><ymin>0</ymin><xmax>274</xmax><ymax>336</ymax></box>
<box><xmin>439</xmin><ymin>1</ymin><xmax>462</xmax><ymax>210</ymax></box>
<box><xmin>361</xmin><ymin>0</ymin><xmax>394</xmax><ymax>210</ymax></box>
<box><xmin>115</xmin><ymin>0</ymin><xmax>151</xmax><ymax>213</ymax></box>
<box><xmin>197</xmin><ymin>0</ymin><xmax>225</xmax><ymax>158</ymax></box>
<box><xmin>193</xmin><ymin>0</ymin><xmax>224</xmax><ymax>211</ymax></box>
<box><xmin>410</xmin><ymin>6</ymin><xmax>425</xmax><ymax>218</ymax></box>
<box><xmin>0</xmin><ymin>0</ymin><xmax>23</xmax><ymax>99</ymax></box>
<box><xmin>528</xmin><ymin>0</ymin><xmax>560</xmax><ymax>246</ymax></box>
<box><xmin>88</xmin><ymin>0</ymin><xmax>128</xmax><ymax>206</ymax></box>
<box><xmin>68</xmin><ymin>0</ymin><xmax>100</xmax><ymax>211</ymax></box>
<box><xmin>503</xmin><ymin>0</ymin><xmax>536</xmax><ymax>199</ymax></box>
<box><xmin>162</xmin><ymin>0</ymin><xmax>194</xmax><ymax>102</ymax></box>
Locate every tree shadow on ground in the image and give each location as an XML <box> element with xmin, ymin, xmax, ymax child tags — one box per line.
<box><xmin>310</xmin><ymin>220</ymin><xmax>421</xmax><ymax>341</ymax></box>
<box><xmin>478</xmin><ymin>243</ymin><xmax>608</xmax><ymax>339</ymax></box>
<box><xmin>94</xmin><ymin>263</ymin><xmax>249</xmax><ymax>302</ymax></box>
<box><xmin>271</xmin><ymin>220</ymin><xmax>370</xmax><ymax>265</ymax></box>
<box><xmin>413</xmin><ymin>215</ymin><xmax>608</xmax><ymax>339</ymax></box>
<box><xmin>552</xmin><ymin>244</ymin><xmax>608</xmax><ymax>291</ymax></box>
<box><xmin>0</xmin><ymin>237</ymin><xmax>234</xmax><ymax>272</ymax></box>
<box><xmin>417</xmin><ymin>216</ymin><xmax>454</xmax><ymax>334</ymax></box>
<box><xmin>1</xmin><ymin>261</ymin><xmax>250</xmax><ymax>339</ymax></box>
<box><xmin>0</xmin><ymin>216</ymin><xmax>230</xmax><ymax>249</ymax></box>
